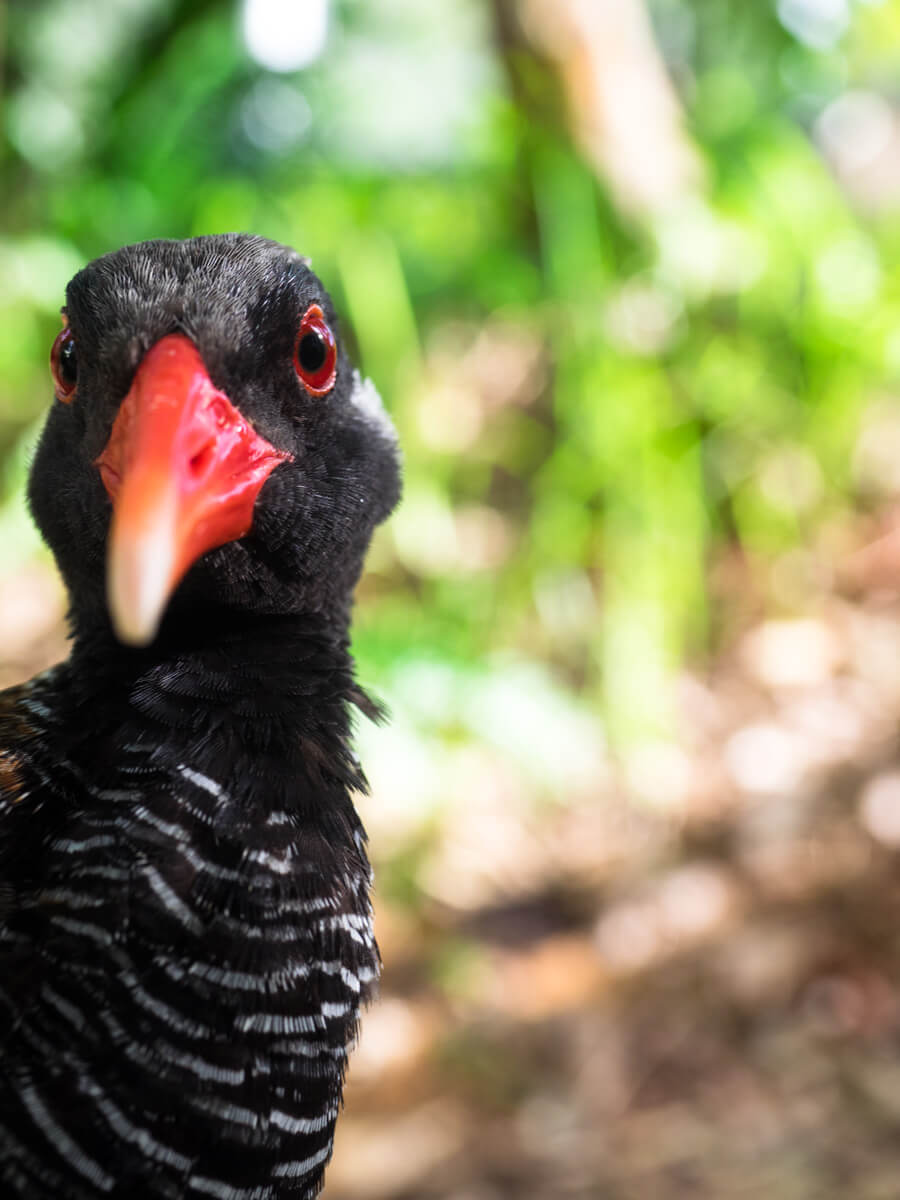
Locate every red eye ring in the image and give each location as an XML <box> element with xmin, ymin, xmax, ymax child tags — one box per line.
<box><xmin>50</xmin><ymin>324</ymin><xmax>78</xmax><ymax>403</ymax></box>
<box><xmin>294</xmin><ymin>304</ymin><xmax>336</xmax><ymax>396</ymax></box>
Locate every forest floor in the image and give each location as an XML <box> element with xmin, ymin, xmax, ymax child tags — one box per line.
<box><xmin>331</xmin><ymin>527</ymin><xmax>900</xmax><ymax>1199</ymax></box>
<box><xmin>4</xmin><ymin>528</ymin><xmax>900</xmax><ymax>1200</ymax></box>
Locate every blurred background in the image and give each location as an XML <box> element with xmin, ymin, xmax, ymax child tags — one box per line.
<box><xmin>3</xmin><ymin>0</ymin><xmax>900</xmax><ymax>1195</ymax></box>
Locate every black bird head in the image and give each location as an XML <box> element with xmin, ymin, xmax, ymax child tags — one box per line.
<box><xmin>28</xmin><ymin>234</ymin><xmax>401</xmax><ymax>645</ymax></box>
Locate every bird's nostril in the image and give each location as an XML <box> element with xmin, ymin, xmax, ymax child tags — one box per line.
<box><xmin>189</xmin><ymin>442</ymin><xmax>215</xmax><ymax>478</ymax></box>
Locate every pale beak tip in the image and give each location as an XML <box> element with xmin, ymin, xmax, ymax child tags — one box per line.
<box><xmin>109</xmin><ymin>605</ymin><xmax>160</xmax><ymax>648</ymax></box>
<box><xmin>106</xmin><ymin>518</ymin><xmax>176</xmax><ymax>647</ymax></box>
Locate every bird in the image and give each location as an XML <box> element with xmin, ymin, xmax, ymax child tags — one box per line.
<box><xmin>0</xmin><ymin>234</ymin><xmax>401</xmax><ymax>1198</ymax></box>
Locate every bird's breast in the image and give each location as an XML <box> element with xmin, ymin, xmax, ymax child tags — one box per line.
<box><xmin>0</xmin><ymin>679</ymin><xmax>379</xmax><ymax>1197</ymax></box>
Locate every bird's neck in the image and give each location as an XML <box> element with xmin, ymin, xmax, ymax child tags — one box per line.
<box><xmin>60</xmin><ymin>609</ymin><xmax>374</xmax><ymax>791</ymax></box>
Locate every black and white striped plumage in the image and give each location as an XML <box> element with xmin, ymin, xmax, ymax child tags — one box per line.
<box><xmin>0</xmin><ymin>236</ymin><xmax>401</xmax><ymax>1198</ymax></box>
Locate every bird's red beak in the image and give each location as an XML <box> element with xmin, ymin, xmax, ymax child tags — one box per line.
<box><xmin>95</xmin><ymin>334</ymin><xmax>291</xmax><ymax>646</ymax></box>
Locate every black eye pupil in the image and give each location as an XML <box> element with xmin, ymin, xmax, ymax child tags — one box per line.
<box><xmin>59</xmin><ymin>338</ymin><xmax>77</xmax><ymax>384</ymax></box>
<box><xmin>298</xmin><ymin>330</ymin><xmax>327</xmax><ymax>374</ymax></box>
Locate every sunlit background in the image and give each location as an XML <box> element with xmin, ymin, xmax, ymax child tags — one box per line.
<box><xmin>3</xmin><ymin>0</ymin><xmax>900</xmax><ymax>1196</ymax></box>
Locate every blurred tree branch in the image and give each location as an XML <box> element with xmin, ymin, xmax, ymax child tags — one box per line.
<box><xmin>498</xmin><ymin>0</ymin><xmax>703</xmax><ymax>217</ymax></box>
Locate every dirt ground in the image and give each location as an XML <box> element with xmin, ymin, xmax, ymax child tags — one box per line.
<box><xmin>330</xmin><ymin>554</ymin><xmax>900</xmax><ymax>1198</ymax></box>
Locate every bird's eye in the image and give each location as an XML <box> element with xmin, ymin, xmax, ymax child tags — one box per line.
<box><xmin>294</xmin><ymin>304</ymin><xmax>336</xmax><ymax>396</ymax></box>
<box><xmin>50</xmin><ymin>326</ymin><xmax>78</xmax><ymax>403</ymax></box>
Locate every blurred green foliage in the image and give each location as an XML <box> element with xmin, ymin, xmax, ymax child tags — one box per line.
<box><xmin>1</xmin><ymin>0</ymin><xmax>900</xmax><ymax>746</ymax></box>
